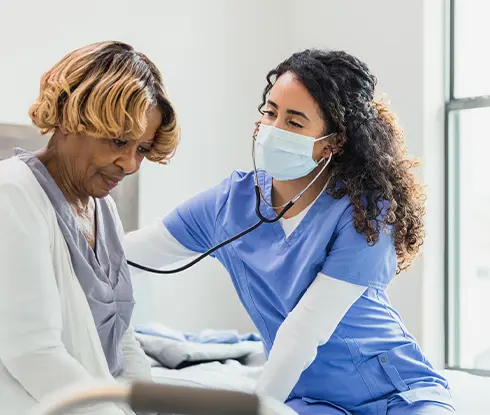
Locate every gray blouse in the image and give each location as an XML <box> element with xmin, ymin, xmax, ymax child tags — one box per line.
<box><xmin>15</xmin><ymin>148</ymin><xmax>134</xmax><ymax>376</ymax></box>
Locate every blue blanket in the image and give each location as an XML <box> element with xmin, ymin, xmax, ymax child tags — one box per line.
<box><xmin>135</xmin><ymin>322</ymin><xmax>261</xmax><ymax>344</ymax></box>
<box><xmin>135</xmin><ymin>323</ymin><xmax>264</xmax><ymax>369</ymax></box>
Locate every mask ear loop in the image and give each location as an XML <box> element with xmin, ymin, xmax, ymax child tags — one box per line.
<box><xmin>252</xmin><ymin>121</ymin><xmax>261</xmax><ymax>188</ymax></box>
<box><xmin>252</xmin><ymin>124</ymin><xmax>335</xmax><ymax>209</ymax></box>
<box><xmin>314</xmin><ymin>131</ymin><xmax>336</xmax><ymax>142</ymax></box>
<box><xmin>291</xmin><ymin>152</ymin><xmax>332</xmax><ymax>203</ymax></box>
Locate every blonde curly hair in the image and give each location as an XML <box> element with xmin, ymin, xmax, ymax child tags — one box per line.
<box><xmin>29</xmin><ymin>41</ymin><xmax>180</xmax><ymax>163</ymax></box>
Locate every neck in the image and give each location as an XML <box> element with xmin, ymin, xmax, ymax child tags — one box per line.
<box><xmin>37</xmin><ymin>139</ymin><xmax>90</xmax><ymax>210</ymax></box>
<box><xmin>272</xmin><ymin>164</ymin><xmax>330</xmax><ymax>218</ymax></box>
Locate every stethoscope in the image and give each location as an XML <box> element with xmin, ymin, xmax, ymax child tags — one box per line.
<box><xmin>126</xmin><ymin>131</ymin><xmax>333</xmax><ymax>275</ymax></box>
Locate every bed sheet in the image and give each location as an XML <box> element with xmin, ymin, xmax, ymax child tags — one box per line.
<box><xmin>151</xmin><ymin>367</ymin><xmax>490</xmax><ymax>414</ymax></box>
<box><xmin>443</xmin><ymin>369</ymin><xmax>490</xmax><ymax>414</ymax></box>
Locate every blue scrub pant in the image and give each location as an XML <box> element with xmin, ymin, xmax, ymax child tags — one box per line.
<box><xmin>287</xmin><ymin>397</ymin><xmax>455</xmax><ymax>414</ymax></box>
<box><xmin>387</xmin><ymin>396</ymin><xmax>455</xmax><ymax>415</ymax></box>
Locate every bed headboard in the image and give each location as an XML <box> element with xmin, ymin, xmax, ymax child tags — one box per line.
<box><xmin>0</xmin><ymin>123</ymin><xmax>139</xmax><ymax>231</ymax></box>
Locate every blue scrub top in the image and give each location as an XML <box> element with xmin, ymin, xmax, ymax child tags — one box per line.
<box><xmin>163</xmin><ymin>170</ymin><xmax>452</xmax><ymax>414</ymax></box>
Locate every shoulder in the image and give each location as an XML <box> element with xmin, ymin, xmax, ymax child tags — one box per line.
<box><xmin>0</xmin><ymin>156</ymin><xmax>34</xmax><ymax>188</ymax></box>
<box><xmin>229</xmin><ymin>169</ymin><xmax>255</xmax><ymax>183</ymax></box>
<box><xmin>184</xmin><ymin>170</ymin><xmax>254</xmax><ymax>211</ymax></box>
<box><xmin>165</xmin><ymin>170</ymin><xmax>255</xmax><ymax>235</ymax></box>
<box><xmin>0</xmin><ymin>157</ymin><xmax>47</xmax><ymax>207</ymax></box>
<box><xmin>0</xmin><ymin>158</ymin><xmax>52</xmax><ymax>236</ymax></box>
<box><xmin>210</xmin><ymin>170</ymin><xmax>257</xmax><ymax>218</ymax></box>
<box><xmin>327</xmin><ymin>193</ymin><xmax>392</xmax><ymax>236</ymax></box>
<box><xmin>322</xmin><ymin>194</ymin><xmax>396</xmax><ymax>288</ymax></box>
<box><xmin>216</xmin><ymin>170</ymin><xmax>254</xmax><ymax>193</ymax></box>
<box><xmin>325</xmin><ymin>193</ymin><xmax>353</xmax><ymax>223</ymax></box>
<box><xmin>323</xmin><ymin>193</ymin><xmax>396</xmax><ymax>263</ymax></box>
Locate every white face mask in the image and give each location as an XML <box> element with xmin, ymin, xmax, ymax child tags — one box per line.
<box><xmin>254</xmin><ymin>124</ymin><xmax>334</xmax><ymax>181</ymax></box>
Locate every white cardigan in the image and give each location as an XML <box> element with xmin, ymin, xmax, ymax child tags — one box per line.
<box><xmin>0</xmin><ymin>157</ymin><xmax>151</xmax><ymax>415</ymax></box>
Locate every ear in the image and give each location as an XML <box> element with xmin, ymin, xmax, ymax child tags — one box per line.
<box><xmin>321</xmin><ymin>134</ymin><xmax>340</xmax><ymax>159</ymax></box>
<box><xmin>252</xmin><ymin>121</ymin><xmax>261</xmax><ymax>141</ymax></box>
<box><xmin>321</xmin><ymin>132</ymin><xmax>346</xmax><ymax>159</ymax></box>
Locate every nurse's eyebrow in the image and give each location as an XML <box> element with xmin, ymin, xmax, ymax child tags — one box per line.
<box><xmin>287</xmin><ymin>109</ymin><xmax>310</xmax><ymax>121</ymax></box>
<box><xmin>267</xmin><ymin>100</ymin><xmax>310</xmax><ymax>121</ymax></box>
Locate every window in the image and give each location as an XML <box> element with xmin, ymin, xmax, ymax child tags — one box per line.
<box><xmin>446</xmin><ymin>0</ymin><xmax>490</xmax><ymax>373</ymax></box>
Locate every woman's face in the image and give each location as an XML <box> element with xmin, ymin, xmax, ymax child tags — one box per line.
<box><xmin>260</xmin><ymin>72</ymin><xmax>329</xmax><ymax>161</ymax></box>
<box><xmin>60</xmin><ymin>107</ymin><xmax>162</xmax><ymax>198</ymax></box>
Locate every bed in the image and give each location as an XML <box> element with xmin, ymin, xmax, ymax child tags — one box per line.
<box><xmin>151</xmin><ymin>368</ymin><xmax>489</xmax><ymax>414</ymax></box>
<box><xmin>443</xmin><ymin>369</ymin><xmax>490</xmax><ymax>414</ymax></box>
<box><xmin>137</xmin><ymin>323</ymin><xmax>489</xmax><ymax>414</ymax></box>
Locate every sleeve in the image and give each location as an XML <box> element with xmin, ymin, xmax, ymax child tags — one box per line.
<box><xmin>119</xmin><ymin>327</ymin><xmax>157</xmax><ymax>415</ymax></box>
<box><xmin>117</xmin><ymin>333</ymin><xmax>166</xmax><ymax>415</ymax></box>
<box><xmin>0</xmin><ymin>183</ymin><xmax>127</xmax><ymax>414</ymax></box>
<box><xmin>124</xmin><ymin>220</ymin><xmax>198</xmax><ymax>277</ymax></box>
<box><xmin>118</xmin><ymin>325</ymin><xmax>152</xmax><ymax>383</ymax></box>
<box><xmin>321</xmin><ymin>206</ymin><xmax>397</xmax><ymax>290</ymax></box>
<box><xmin>255</xmin><ymin>273</ymin><xmax>366</xmax><ymax>403</ymax></box>
<box><xmin>162</xmin><ymin>175</ymin><xmax>233</xmax><ymax>253</ymax></box>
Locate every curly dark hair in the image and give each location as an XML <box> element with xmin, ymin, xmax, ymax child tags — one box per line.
<box><xmin>258</xmin><ymin>49</ymin><xmax>425</xmax><ymax>273</ymax></box>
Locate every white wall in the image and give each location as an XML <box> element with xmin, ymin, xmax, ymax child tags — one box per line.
<box><xmin>134</xmin><ymin>0</ymin><xmax>292</xmax><ymax>332</ymax></box>
<box><xmin>0</xmin><ymin>0</ymin><xmax>447</xmax><ymax>358</ymax></box>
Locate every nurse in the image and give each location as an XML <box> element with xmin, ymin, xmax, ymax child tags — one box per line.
<box><xmin>125</xmin><ymin>49</ymin><xmax>454</xmax><ymax>414</ymax></box>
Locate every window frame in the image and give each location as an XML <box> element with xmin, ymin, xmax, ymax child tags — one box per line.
<box><xmin>445</xmin><ymin>0</ymin><xmax>490</xmax><ymax>375</ymax></box>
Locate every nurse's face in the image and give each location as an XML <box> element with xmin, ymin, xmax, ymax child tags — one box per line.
<box><xmin>260</xmin><ymin>72</ymin><xmax>330</xmax><ymax>161</ymax></box>
<box><xmin>58</xmin><ymin>107</ymin><xmax>162</xmax><ymax>199</ymax></box>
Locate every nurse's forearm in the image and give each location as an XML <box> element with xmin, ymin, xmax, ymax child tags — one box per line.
<box><xmin>124</xmin><ymin>220</ymin><xmax>197</xmax><ymax>277</ymax></box>
<box><xmin>255</xmin><ymin>324</ymin><xmax>319</xmax><ymax>402</ymax></box>
<box><xmin>255</xmin><ymin>274</ymin><xmax>365</xmax><ymax>402</ymax></box>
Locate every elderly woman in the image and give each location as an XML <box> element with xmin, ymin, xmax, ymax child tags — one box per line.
<box><xmin>0</xmin><ymin>41</ymin><xmax>179</xmax><ymax>414</ymax></box>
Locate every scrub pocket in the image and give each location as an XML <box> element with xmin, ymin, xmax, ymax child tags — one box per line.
<box><xmin>287</xmin><ymin>397</ymin><xmax>351</xmax><ymax>414</ymax></box>
<box><xmin>389</xmin><ymin>387</ymin><xmax>454</xmax><ymax>412</ymax></box>
<box><xmin>387</xmin><ymin>392</ymin><xmax>455</xmax><ymax>414</ymax></box>
<box><xmin>357</xmin><ymin>342</ymin><xmax>453</xmax><ymax>409</ymax></box>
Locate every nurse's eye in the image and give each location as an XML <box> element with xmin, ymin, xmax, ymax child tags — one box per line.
<box><xmin>262</xmin><ymin>110</ymin><xmax>276</xmax><ymax>117</ymax></box>
<box><xmin>289</xmin><ymin>120</ymin><xmax>304</xmax><ymax>129</ymax></box>
<box><xmin>112</xmin><ymin>139</ymin><xmax>128</xmax><ymax>149</ymax></box>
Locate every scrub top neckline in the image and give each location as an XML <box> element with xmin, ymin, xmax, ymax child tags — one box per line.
<box><xmin>259</xmin><ymin>170</ymin><xmax>329</xmax><ymax>246</ymax></box>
